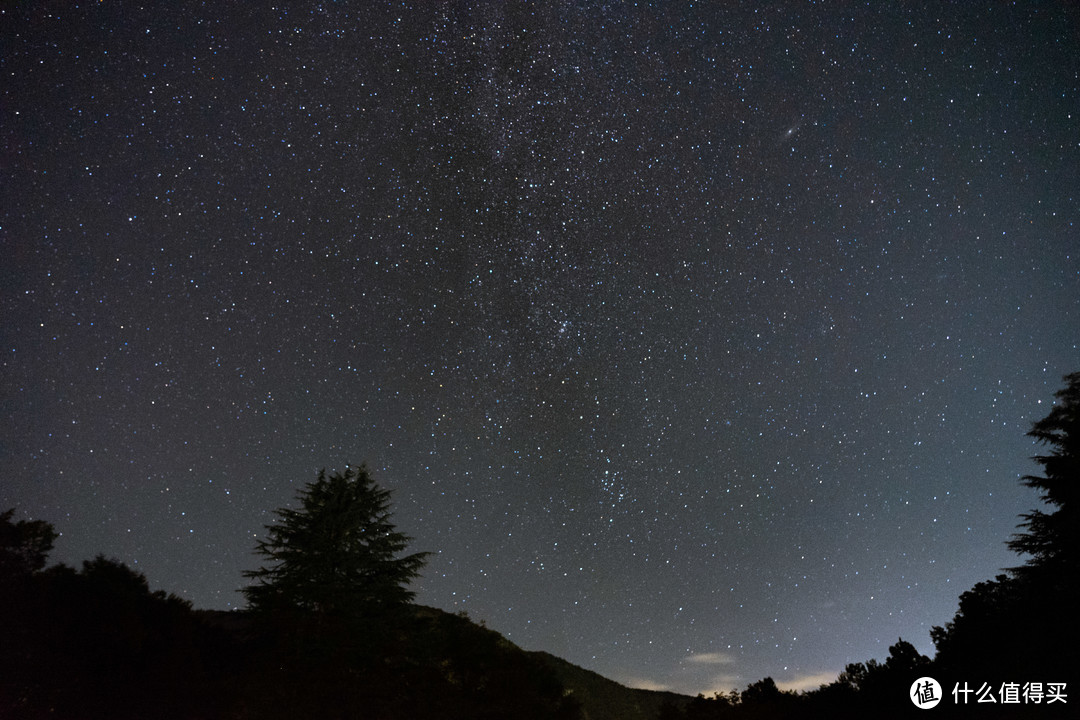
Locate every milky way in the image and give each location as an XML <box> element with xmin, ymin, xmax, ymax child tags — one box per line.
<box><xmin>3</xmin><ymin>2</ymin><xmax>1077</xmax><ymax>694</ymax></box>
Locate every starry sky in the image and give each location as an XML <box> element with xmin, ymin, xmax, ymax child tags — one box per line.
<box><xmin>2</xmin><ymin>0</ymin><xmax>1078</xmax><ymax>696</ymax></box>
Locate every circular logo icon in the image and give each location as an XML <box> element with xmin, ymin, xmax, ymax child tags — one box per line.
<box><xmin>910</xmin><ymin>677</ymin><xmax>942</xmax><ymax>709</ymax></box>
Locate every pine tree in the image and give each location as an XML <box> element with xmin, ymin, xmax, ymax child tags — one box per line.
<box><xmin>931</xmin><ymin>373</ymin><xmax>1080</xmax><ymax>677</ymax></box>
<box><xmin>242</xmin><ymin>465</ymin><xmax>429</xmax><ymax>620</ymax></box>
<box><xmin>1008</xmin><ymin>371</ymin><xmax>1080</xmax><ymax>573</ymax></box>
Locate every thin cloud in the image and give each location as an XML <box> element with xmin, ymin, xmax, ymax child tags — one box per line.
<box><xmin>685</xmin><ymin>652</ymin><xmax>736</xmax><ymax>666</ymax></box>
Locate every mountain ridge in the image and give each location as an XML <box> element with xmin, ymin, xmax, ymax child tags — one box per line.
<box><xmin>194</xmin><ymin>604</ymin><xmax>695</xmax><ymax>720</ymax></box>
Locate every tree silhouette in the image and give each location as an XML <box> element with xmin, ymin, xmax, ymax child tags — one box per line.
<box><xmin>931</xmin><ymin>372</ymin><xmax>1080</xmax><ymax>680</ymax></box>
<box><xmin>0</xmin><ymin>508</ymin><xmax>57</xmax><ymax>580</ymax></box>
<box><xmin>1008</xmin><ymin>371</ymin><xmax>1079</xmax><ymax>574</ymax></box>
<box><xmin>238</xmin><ymin>466</ymin><xmax>431</xmax><ymax>716</ymax></box>
<box><xmin>243</xmin><ymin>464</ymin><xmax>430</xmax><ymax>620</ymax></box>
<box><xmin>2</xmin><ymin>548</ymin><xmax>228</xmax><ymax>720</ymax></box>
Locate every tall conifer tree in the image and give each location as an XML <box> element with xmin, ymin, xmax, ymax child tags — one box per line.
<box><xmin>243</xmin><ymin>465</ymin><xmax>429</xmax><ymax>619</ymax></box>
<box><xmin>1008</xmin><ymin>371</ymin><xmax>1079</xmax><ymax>573</ymax></box>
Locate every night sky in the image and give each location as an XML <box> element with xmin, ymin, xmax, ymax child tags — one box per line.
<box><xmin>3</xmin><ymin>1</ymin><xmax>1078</xmax><ymax>696</ymax></box>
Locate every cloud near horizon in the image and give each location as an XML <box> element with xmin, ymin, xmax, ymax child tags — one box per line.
<box><xmin>702</xmin><ymin>675</ymin><xmax>744</xmax><ymax>696</ymax></box>
<box><xmin>624</xmin><ymin>677</ymin><xmax>672</xmax><ymax>692</ymax></box>
<box><xmin>777</xmin><ymin>671</ymin><xmax>842</xmax><ymax>693</ymax></box>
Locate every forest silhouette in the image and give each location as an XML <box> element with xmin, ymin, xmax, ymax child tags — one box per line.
<box><xmin>2</xmin><ymin>373</ymin><xmax>1076</xmax><ymax>719</ymax></box>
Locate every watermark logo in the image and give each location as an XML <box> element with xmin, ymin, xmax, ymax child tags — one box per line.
<box><xmin>952</xmin><ymin>681</ymin><xmax>1067</xmax><ymax>705</ymax></box>
<box><xmin>909</xmin><ymin>678</ymin><xmax>1067</xmax><ymax>709</ymax></box>
<box><xmin>911</xmin><ymin>677</ymin><xmax>942</xmax><ymax>709</ymax></box>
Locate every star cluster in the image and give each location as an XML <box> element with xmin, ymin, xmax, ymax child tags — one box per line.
<box><xmin>2</xmin><ymin>1</ymin><xmax>1077</xmax><ymax>695</ymax></box>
